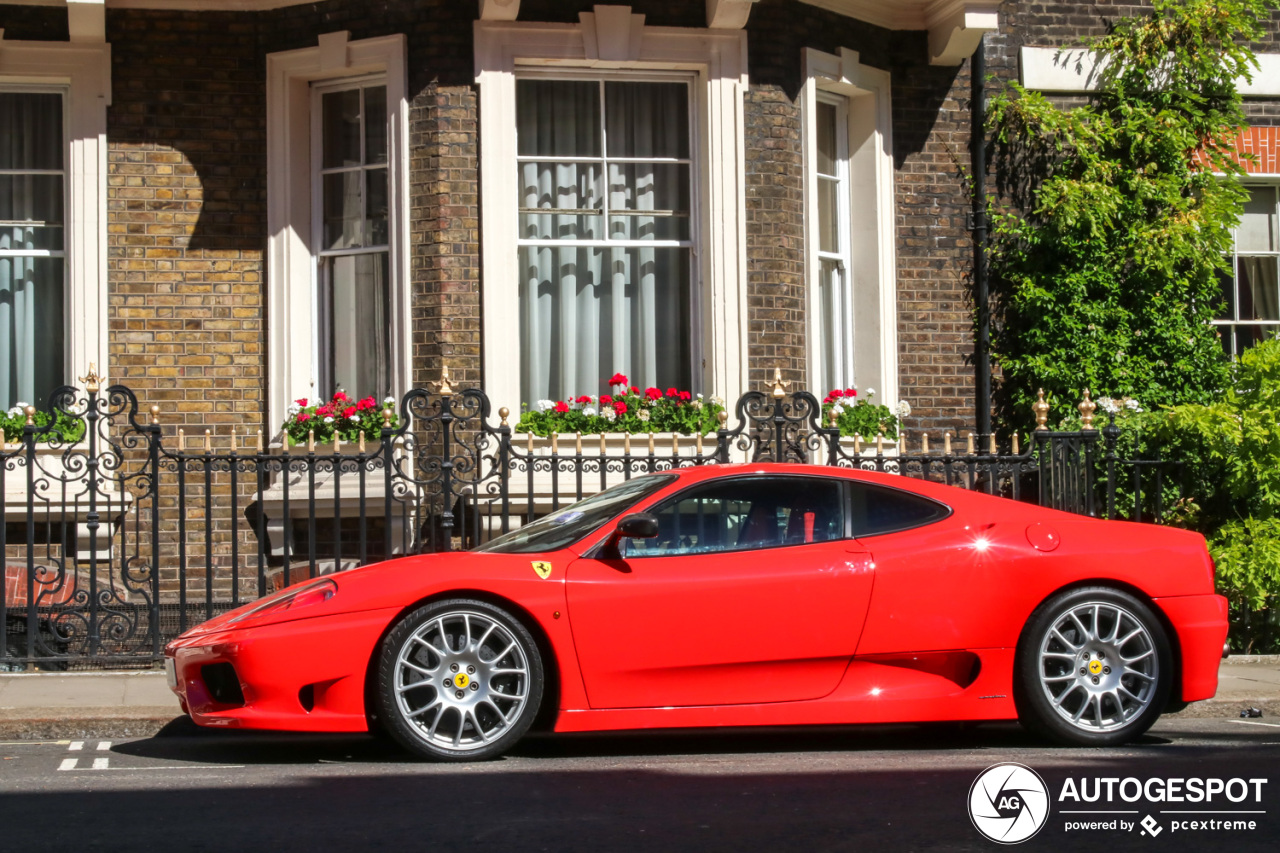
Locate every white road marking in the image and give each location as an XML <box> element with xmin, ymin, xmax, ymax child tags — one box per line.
<box><xmin>58</xmin><ymin>758</ymin><xmax>78</xmax><ymax>771</ymax></box>
<box><xmin>1230</xmin><ymin>719</ymin><xmax>1280</xmax><ymax>729</ymax></box>
<box><xmin>107</xmin><ymin>765</ymin><xmax>247</xmax><ymax>771</ymax></box>
<box><xmin>68</xmin><ymin>741</ymin><xmax>84</xmax><ymax>751</ymax></box>
<box><xmin>92</xmin><ymin>757</ymin><xmax>109</xmax><ymax>770</ymax></box>
<box><xmin>96</xmin><ymin>741</ymin><xmax>111</xmax><ymax>751</ymax></box>
<box><xmin>0</xmin><ymin>740</ymin><xmax>70</xmax><ymax>746</ymax></box>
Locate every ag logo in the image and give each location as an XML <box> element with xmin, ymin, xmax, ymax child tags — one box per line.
<box><xmin>969</xmin><ymin>762</ymin><xmax>1050</xmax><ymax>844</ymax></box>
<box><xmin>531</xmin><ymin>561</ymin><xmax>553</xmax><ymax>580</ymax></box>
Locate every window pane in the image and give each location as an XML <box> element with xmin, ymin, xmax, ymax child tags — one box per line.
<box><xmin>0</xmin><ymin>93</ymin><xmax>62</xmax><ymax>171</ymax></box>
<box><xmin>366</xmin><ymin>167</ymin><xmax>388</xmax><ymax>247</ymax></box>
<box><xmin>516</xmin><ymin>80</ymin><xmax>601</xmax><ymax>158</ymax></box>
<box><xmin>819</xmin><ymin>258</ymin><xmax>847</xmax><ymax>390</ymax></box>
<box><xmin>363</xmin><ymin>86</ymin><xmax>387</xmax><ymax>165</ymax></box>
<box><xmin>627</xmin><ymin>477</ymin><xmax>844</xmax><ymax>557</ymax></box>
<box><xmin>1238</xmin><ymin>187</ymin><xmax>1276</xmax><ymax>253</ymax></box>
<box><xmin>1238</xmin><ymin>256</ymin><xmax>1280</xmax><ymax>321</ymax></box>
<box><xmin>0</xmin><ymin>174</ymin><xmax>64</xmax><ymax>226</ymax></box>
<box><xmin>0</xmin><ymin>256</ymin><xmax>64</xmax><ymax>410</ymax></box>
<box><xmin>816</xmin><ymin>101</ymin><xmax>838</xmax><ymax>177</ymax></box>
<box><xmin>321</xmin><ymin>89</ymin><xmax>362</xmax><ymax>169</ymax></box>
<box><xmin>817</xmin><ymin>176</ymin><xmax>839</xmax><ymax>253</ymax></box>
<box><xmin>1217</xmin><ymin>267</ymin><xmax>1236</xmax><ymax>321</ymax></box>
<box><xmin>608</xmin><ymin>162</ymin><xmax>690</xmax><ymax>240</ymax></box>
<box><xmin>323</xmin><ymin>171</ymin><xmax>364</xmax><ymax>250</ymax></box>
<box><xmin>518</xmin><ymin>161</ymin><xmax>603</xmax><ymax>240</ymax></box>
<box><xmin>849</xmin><ymin>483</ymin><xmax>950</xmax><ymax>537</ymax></box>
<box><xmin>518</xmin><ymin>244</ymin><xmax>691</xmax><ymax>401</ymax></box>
<box><xmin>605</xmin><ymin>82</ymin><xmax>689</xmax><ymax>159</ymax></box>
<box><xmin>320</xmin><ymin>252</ymin><xmax>390</xmax><ymax>397</ymax></box>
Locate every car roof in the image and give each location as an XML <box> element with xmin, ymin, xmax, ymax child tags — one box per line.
<box><xmin>654</xmin><ymin>461</ymin><xmax>966</xmax><ymax>505</ymax></box>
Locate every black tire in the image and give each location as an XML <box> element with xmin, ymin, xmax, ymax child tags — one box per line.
<box><xmin>1015</xmin><ymin>586</ymin><xmax>1172</xmax><ymax>746</ymax></box>
<box><xmin>375</xmin><ymin>598</ymin><xmax>544</xmax><ymax>761</ymax></box>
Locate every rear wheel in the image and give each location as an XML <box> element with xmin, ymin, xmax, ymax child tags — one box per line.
<box><xmin>1015</xmin><ymin>587</ymin><xmax>1172</xmax><ymax>746</ymax></box>
<box><xmin>375</xmin><ymin>599</ymin><xmax>544</xmax><ymax>761</ymax></box>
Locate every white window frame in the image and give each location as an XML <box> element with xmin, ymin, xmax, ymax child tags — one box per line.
<box><xmin>811</xmin><ymin>91</ymin><xmax>855</xmax><ymax>391</ymax></box>
<box><xmin>265</xmin><ymin>32</ymin><xmax>408</xmax><ymax>431</ymax></box>
<box><xmin>0</xmin><ymin>34</ymin><xmax>110</xmax><ymax>397</ymax></box>
<box><xmin>512</xmin><ymin>69</ymin><xmax>702</xmax><ymax>399</ymax></box>
<box><xmin>475</xmin><ymin>7</ymin><xmax>748</xmax><ymax>412</ymax></box>
<box><xmin>801</xmin><ymin>47</ymin><xmax>899</xmax><ymax>407</ymax></box>
<box><xmin>1214</xmin><ymin>180</ymin><xmax>1280</xmax><ymax>356</ymax></box>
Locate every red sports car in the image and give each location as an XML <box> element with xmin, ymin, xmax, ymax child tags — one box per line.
<box><xmin>165</xmin><ymin>463</ymin><xmax>1228</xmax><ymax>761</ymax></box>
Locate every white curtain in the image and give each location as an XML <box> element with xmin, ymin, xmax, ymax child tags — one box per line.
<box><xmin>517</xmin><ymin>80</ymin><xmax>691</xmax><ymax>402</ymax></box>
<box><xmin>1</xmin><ymin>92</ymin><xmax>65</xmax><ymax>410</ymax></box>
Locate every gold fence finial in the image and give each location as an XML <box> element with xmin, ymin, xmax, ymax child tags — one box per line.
<box><xmin>358</xmin><ymin>430</ymin><xmax>366</xmax><ymax>453</ymax></box>
<box><xmin>150</xmin><ymin>405</ymin><xmax>160</xmax><ymax>426</ymax></box>
<box><xmin>717</xmin><ymin>410</ymin><xmax>728</xmax><ymax>427</ymax></box>
<box><xmin>499</xmin><ymin>406</ymin><xmax>510</xmax><ymax>427</ymax></box>
<box><xmin>966</xmin><ymin>431</ymin><xmax>975</xmax><ymax>454</ymax></box>
<box><xmin>382</xmin><ymin>407</ymin><xmax>393</xmax><ymax>428</ymax></box>
<box><xmin>921</xmin><ymin>432</ymin><xmax>930</xmax><ymax>454</ymax></box>
<box><xmin>435</xmin><ymin>364</ymin><xmax>456</xmax><ymax>396</ymax></box>
<box><xmin>204</xmin><ymin>429</ymin><xmax>212</xmax><ymax>453</ymax></box>
<box><xmin>828</xmin><ymin>408</ymin><xmax>839</xmax><ymax>427</ymax></box>
<box><xmin>307</xmin><ymin>429</ymin><xmax>315</xmax><ymax>452</ymax></box>
<box><xmin>79</xmin><ymin>363</ymin><xmax>101</xmax><ymax>394</ymax></box>
<box><xmin>24</xmin><ymin>405</ymin><xmax>35</xmax><ymax>426</ymax></box>
<box><xmin>1012</xmin><ymin>432</ymin><xmax>1020</xmax><ymax>455</ymax></box>
<box><xmin>1033</xmin><ymin>388</ymin><xmax>1050</xmax><ymax>431</ymax></box>
<box><xmin>944</xmin><ymin>431</ymin><xmax>952</xmax><ymax>455</ymax></box>
<box><xmin>1079</xmin><ymin>388</ymin><xmax>1097</xmax><ymax>429</ymax></box>
<box><xmin>256</xmin><ymin>429</ymin><xmax>264</xmax><ymax>453</ymax></box>
<box><xmin>767</xmin><ymin>366</ymin><xmax>791</xmax><ymax>399</ymax></box>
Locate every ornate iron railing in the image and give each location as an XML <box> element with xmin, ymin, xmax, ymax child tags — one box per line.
<box><xmin>0</xmin><ymin>374</ymin><xmax>1178</xmax><ymax>669</ymax></box>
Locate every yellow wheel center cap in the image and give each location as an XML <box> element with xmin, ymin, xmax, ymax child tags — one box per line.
<box><xmin>1088</xmin><ymin>660</ymin><xmax>1103</xmax><ymax>676</ymax></box>
<box><xmin>454</xmin><ymin>672</ymin><xmax>470</xmax><ymax>689</ymax></box>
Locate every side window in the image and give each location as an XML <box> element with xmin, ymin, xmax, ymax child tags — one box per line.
<box><xmin>849</xmin><ymin>483</ymin><xmax>949</xmax><ymax>538</ymax></box>
<box><xmin>625</xmin><ymin>477</ymin><xmax>844</xmax><ymax>558</ymax></box>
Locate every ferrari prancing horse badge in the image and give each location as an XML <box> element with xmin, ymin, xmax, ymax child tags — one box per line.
<box><xmin>531</xmin><ymin>561</ymin><xmax>553</xmax><ymax>579</ymax></box>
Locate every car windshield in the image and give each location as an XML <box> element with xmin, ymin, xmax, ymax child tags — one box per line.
<box><xmin>473</xmin><ymin>474</ymin><xmax>677</xmax><ymax>554</ymax></box>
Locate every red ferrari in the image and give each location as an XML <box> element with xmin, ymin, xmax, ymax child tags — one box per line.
<box><xmin>165</xmin><ymin>463</ymin><xmax>1228</xmax><ymax>761</ymax></box>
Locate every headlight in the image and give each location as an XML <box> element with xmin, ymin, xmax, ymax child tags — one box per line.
<box><xmin>227</xmin><ymin>579</ymin><xmax>337</xmax><ymax>627</ymax></box>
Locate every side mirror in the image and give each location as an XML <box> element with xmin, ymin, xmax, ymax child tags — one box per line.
<box><xmin>616</xmin><ymin>512</ymin><xmax>659</xmax><ymax>539</ymax></box>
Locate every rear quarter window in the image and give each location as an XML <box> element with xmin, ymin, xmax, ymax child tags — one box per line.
<box><xmin>849</xmin><ymin>482</ymin><xmax>951</xmax><ymax>538</ymax></box>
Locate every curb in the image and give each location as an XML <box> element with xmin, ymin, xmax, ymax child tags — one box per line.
<box><xmin>1168</xmin><ymin>698</ymin><xmax>1280</xmax><ymax>719</ymax></box>
<box><xmin>0</xmin><ymin>709</ymin><xmax>181</xmax><ymax>740</ymax></box>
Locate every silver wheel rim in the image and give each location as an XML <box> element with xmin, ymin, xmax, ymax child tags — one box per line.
<box><xmin>1037</xmin><ymin>601</ymin><xmax>1159</xmax><ymax>733</ymax></box>
<box><xmin>393</xmin><ymin>609</ymin><xmax>531</xmax><ymax>752</ymax></box>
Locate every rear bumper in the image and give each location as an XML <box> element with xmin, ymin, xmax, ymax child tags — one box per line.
<box><xmin>164</xmin><ymin>607</ymin><xmax>399</xmax><ymax>732</ymax></box>
<box><xmin>1153</xmin><ymin>594</ymin><xmax>1229</xmax><ymax>703</ymax></box>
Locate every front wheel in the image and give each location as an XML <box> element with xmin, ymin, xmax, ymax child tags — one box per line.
<box><xmin>1015</xmin><ymin>587</ymin><xmax>1172</xmax><ymax>746</ymax></box>
<box><xmin>375</xmin><ymin>599</ymin><xmax>544</xmax><ymax>761</ymax></box>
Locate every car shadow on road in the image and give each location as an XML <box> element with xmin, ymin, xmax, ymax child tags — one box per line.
<box><xmin>112</xmin><ymin>718</ymin><xmax>1175</xmax><ymax>766</ymax></box>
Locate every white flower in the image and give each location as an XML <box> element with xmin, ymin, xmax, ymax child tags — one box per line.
<box><xmin>14</xmin><ymin>402</ymin><xmax>29</xmax><ymax>409</ymax></box>
<box><xmin>1098</xmin><ymin>396</ymin><xmax>1120</xmax><ymax>415</ymax></box>
<box><xmin>711</xmin><ymin>396</ymin><xmax>725</xmax><ymax>407</ymax></box>
<box><xmin>830</xmin><ymin>404</ymin><xmax>845</xmax><ymax>416</ymax></box>
<box><xmin>1124</xmin><ymin>398</ymin><xmax>1142</xmax><ymax>412</ymax></box>
<box><xmin>324</xmin><ymin>417</ymin><xmax>335</xmax><ymax>424</ymax></box>
<box><xmin>7</xmin><ymin>407</ymin><xmax>21</xmax><ymax>418</ymax></box>
<box><xmin>638</xmin><ymin>409</ymin><xmax>651</xmax><ymax>422</ymax></box>
<box><xmin>536</xmin><ymin>399</ymin><xmax>554</xmax><ymax>412</ymax></box>
<box><xmin>895</xmin><ymin>400</ymin><xmax>912</xmax><ymax>418</ymax></box>
<box><xmin>384</xmin><ymin>396</ymin><xmax>395</xmax><ymax>405</ymax></box>
<box><xmin>348</xmin><ymin>414</ymin><xmax>360</xmax><ymax>421</ymax></box>
<box><xmin>582</xmin><ymin>406</ymin><xmax>597</xmax><ymax>417</ymax></box>
<box><xmin>864</xmin><ymin>387</ymin><xmax>876</xmax><ymax>397</ymax></box>
<box><xmin>602</xmin><ymin>408</ymin><xmax>617</xmax><ymax>422</ymax></box>
<box><xmin>692</xmin><ymin>399</ymin><xmax>703</xmax><ymax>410</ymax></box>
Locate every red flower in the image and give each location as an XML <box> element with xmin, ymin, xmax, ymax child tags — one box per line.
<box><xmin>575</xmin><ymin>395</ymin><xmax>591</xmax><ymax>404</ymax></box>
<box><xmin>609</xmin><ymin>373</ymin><xmax>629</xmax><ymax>386</ymax></box>
<box><xmin>613</xmin><ymin>401</ymin><xmax>628</xmax><ymax>415</ymax></box>
<box><xmin>630</xmin><ymin>386</ymin><xmax>639</xmax><ymax>394</ymax></box>
<box><xmin>297</xmin><ymin>413</ymin><xmax>310</xmax><ymax>422</ymax></box>
<box><xmin>360</xmin><ymin>396</ymin><xmax>376</xmax><ymax>410</ymax></box>
<box><xmin>295</xmin><ymin>398</ymin><xmax>309</xmax><ymax>407</ymax></box>
<box><xmin>600</xmin><ymin>394</ymin><xmax>613</xmax><ymax>405</ymax></box>
<box><xmin>679</xmin><ymin>391</ymin><xmax>692</xmax><ymax>402</ymax></box>
<box><xmin>332</xmin><ymin>391</ymin><xmax>350</xmax><ymax>403</ymax></box>
<box><xmin>666</xmin><ymin>387</ymin><xmax>679</xmax><ymax>397</ymax></box>
<box><xmin>846</xmin><ymin>388</ymin><xmax>857</xmax><ymax>397</ymax></box>
<box><xmin>829</xmin><ymin>389</ymin><xmax>844</xmax><ymax>399</ymax></box>
<box><xmin>644</xmin><ymin>387</ymin><xmax>662</xmax><ymax>401</ymax></box>
<box><xmin>342</xmin><ymin>406</ymin><xmax>357</xmax><ymax>418</ymax></box>
<box><xmin>315</xmin><ymin>405</ymin><xmax>333</xmax><ymax>418</ymax></box>
<box><xmin>553</xmin><ymin>401</ymin><xmax>570</xmax><ymax>414</ymax></box>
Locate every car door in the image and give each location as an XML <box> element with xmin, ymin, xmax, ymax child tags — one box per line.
<box><xmin>566</xmin><ymin>475</ymin><xmax>875</xmax><ymax>709</ymax></box>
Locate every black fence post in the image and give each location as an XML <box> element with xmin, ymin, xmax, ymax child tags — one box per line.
<box><xmin>1103</xmin><ymin>412</ymin><xmax>1120</xmax><ymax>520</ymax></box>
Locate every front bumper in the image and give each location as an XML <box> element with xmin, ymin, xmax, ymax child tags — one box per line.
<box><xmin>1153</xmin><ymin>594</ymin><xmax>1229</xmax><ymax>703</ymax></box>
<box><xmin>165</xmin><ymin>607</ymin><xmax>399</xmax><ymax>732</ymax></box>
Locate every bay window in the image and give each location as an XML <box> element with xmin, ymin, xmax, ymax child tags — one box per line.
<box><xmin>515</xmin><ymin>77</ymin><xmax>695</xmax><ymax>402</ymax></box>
<box><xmin>0</xmin><ymin>89</ymin><xmax>65</xmax><ymax>411</ymax></box>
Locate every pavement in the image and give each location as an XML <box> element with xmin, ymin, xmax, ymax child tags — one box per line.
<box><xmin>1</xmin><ymin>656</ymin><xmax>1278</xmax><ymax>740</ymax></box>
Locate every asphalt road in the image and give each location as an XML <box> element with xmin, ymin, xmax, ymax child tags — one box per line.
<box><xmin>2</xmin><ymin>717</ymin><xmax>1278</xmax><ymax>853</ymax></box>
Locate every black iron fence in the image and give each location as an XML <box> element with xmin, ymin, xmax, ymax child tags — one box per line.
<box><xmin>1</xmin><ymin>379</ymin><xmax>1177</xmax><ymax>670</ymax></box>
